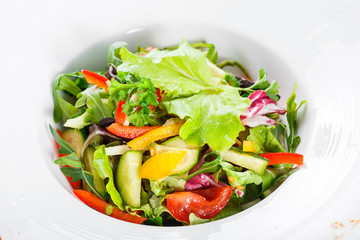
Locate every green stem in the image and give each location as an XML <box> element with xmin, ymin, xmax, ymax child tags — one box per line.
<box><xmin>217</xmin><ymin>60</ymin><xmax>251</xmax><ymax>80</ymax></box>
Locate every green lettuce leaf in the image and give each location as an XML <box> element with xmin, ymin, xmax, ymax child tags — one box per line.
<box><xmin>117</xmin><ymin>40</ymin><xmax>250</xmax><ymax>151</ymax></box>
<box><xmin>247</xmin><ymin>125</ymin><xmax>285</xmax><ymax>154</ymax></box>
<box><xmin>117</xmin><ymin>40</ymin><xmax>222</xmax><ymax>98</ymax></box>
<box><xmin>163</xmin><ymin>86</ymin><xmax>250</xmax><ymax>151</ymax></box>
<box><xmin>220</xmin><ymin>161</ymin><xmax>263</xmax><ymax>187</ymax></box>
<box><xmin>107</xmin><ymin>41</ymin><xmax>127</xmax><ymax>67</ymax></box>
<box><xmin>93</xmin><ymin>145</ymin><xmax>124</xmax><ymax>210</ymax></box>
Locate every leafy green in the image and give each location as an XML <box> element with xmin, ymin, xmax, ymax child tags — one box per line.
<box><xmin>238</xmin><ymin>69</ymin><xmax>279</xmax><ymax>101</ymax></box>
<box><xmin>93</xmin><ymin>145</ymin><xmax>124</xmax><ymax>210</ymax></box>
<box><xmin>107</xmin><ymin>41</ymin><xmax>127</xmax><ymax>67</ymax></box>
<box><xmin>64</xmin><ymin>86</ymin><xmax>113</xmax><ymax>129</ymax></box>
<box><xmin>49</xmin><ymin>125</ymin><xmax>105</xmax><ymax>199</ymax></box>
<box><xmin>144</xmin><ymin>216</ymin><xmax>163</xmax><ymax>226</ymax></box>
<box><xmin>185</xmin><ymin>151</ymin><xmax>223</xmax><ymax>180</ymax></box>
<box><xmin>211</xmin><ymin>195</ymin><xmax>242</xmax><ymax>221</ymax></box>
<box><xmin>54</xmin><ymin>152</ymin><xmax>81</xmax><ymax>168</ymax></box>
<box><xmin>220</xmin><ymin>162</ymin><xmax>263</xmax><ymax>187</ymax></box>
<box><xmin>163</xmin><ymin>85</ymin><xmax>250</xmax><ymax>151</ymax></box>
<box><xmin>117</xmin><ymin>40</ymin><xmax>250</xmax><ymax>150</ymax></box>
<box><xmin>117</xmin><ymin>40</ymin><xmax>222</xmax><ymax>98</ymax></box>
<box><xmin>164</xmin><ymin>41</ymin><xmax>218</xmax><ymax>64</ymax></box>
<box><xmin>286</xmin><ymin>83</ymin><xmax>306</xmax><ymax>153</ymax></box>
<box><xmin>189</xmin><ymin>213</ymin><xmax>210</xmax><ymax>225</ymax></box>
<box><xmin>150</xmin><ymin>180</ymin><xmax>170</xmax><ymax>196</ymax></box>
<box><xmin>108</xmin><ymin>77</ymin><xmax>158</xmax><ymax>127</ymax></box>
<box><xmin>49</xmin><ymin>125</ymin><xmax>75</xmax><ymax>155</ymax></box>
<box><xmin>149</xmin><ymin>194</ymin><xmax>168</xmax><ymax>217</ymax></box>
<box><xmin>247</xmin><ymin>125</ymin><xmax>285</xmax><ymax>154</ymax></box>
<box><xmin>52</xmin><ymin>73</ymin><xmax>88</xmax><ymax>123</ymax></box>
<box><xmin>217</xmin><ymin>60</ymin><xmax>251</xmax><ymax>80</ymax></box>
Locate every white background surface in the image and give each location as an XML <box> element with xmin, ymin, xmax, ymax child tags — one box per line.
<box><xmin>1</xmin><ymin>0</ymin><xmax>360</xmax><ymax>239</ymax></box>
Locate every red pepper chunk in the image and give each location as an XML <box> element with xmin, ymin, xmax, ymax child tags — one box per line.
<box><xmin>167</xmin><ymin>186</ymin><xmax>232</xmax><ymax>223</ymax></box>
<box><xmin>260</xmin><ymin>152</ymin><xmax>303</xmax><ymax>166</ymax></box>
<box><xmin>73</xmin><ymin>190</ymin><xmax>146</xmax><ymax>224</ymax></box>
<box><xmin>106</xmin><ymin>123</ymin><xmax>160</xmax><ymax>139</ymax></box>
<box><xmin>82</xmin><ymin>70</ymin><xmax>109</xmax><ymax>92</ymax></box>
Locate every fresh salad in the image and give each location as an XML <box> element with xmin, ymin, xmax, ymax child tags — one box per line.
<box><xmin>50</xmin><ymin>40</ymin><xmax>306</xmax><ymax>226</ymax></box>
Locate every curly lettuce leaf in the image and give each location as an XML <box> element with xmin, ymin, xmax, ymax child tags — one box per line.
<box><xmin>117</xmin><ymin>40</ymin><xmax>223</xmax><ymax>98</ymax></box>
<box><xmin>117</xmin><ymin>40</ymin><xmax>249</xmax><ymax>151</ymax></box>
<box><xmin>163</xmin><ymin>86</ymin><xmax>250</xmax><ymax>151</ymax></box>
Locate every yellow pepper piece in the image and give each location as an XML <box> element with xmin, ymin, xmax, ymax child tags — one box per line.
<box><xmin>243</xmin><ymin>140</ymin><xmax>256</xmax><ymax>153</ymax></box>
<box><xmin>139</xmin><ymin>151</ymin><xmax>187</xmax><ymax>180</ymax></box>
<box><xmin>127</xmin><ymin>123</ymin><xmax>183</xmax><ymax>150</ymax></box>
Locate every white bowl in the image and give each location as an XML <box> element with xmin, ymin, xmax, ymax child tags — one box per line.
<box><xmin>2</xmin><ymin>1</ymin><xmax>360</xmax><ymax>239</ymax></box>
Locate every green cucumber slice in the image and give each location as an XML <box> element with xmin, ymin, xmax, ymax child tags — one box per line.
<box><xmin>83</xmin><ymin>146</ymin><xmax>106</xmax><ymax>194</ymax></box>
<box><xmin>61</xmin><ymin>129</ymin><xmax>85</xmax><ymax>157</ymax></box>
<box><xmin>220</xmin><ymin>149</ymin><xmax>268</xmax><ymax>175</ymax></box>
<box><xmin>116</xmin><ymin>150</ymin><xmax>142</xmax><ymax>207</ymax></box>
<box><xmin>162</xmin><ymin>136</ymin><xmax>198</xmax><ymax>149</ymax></box>
<box><xmin>151</xmin><ymin>143</ymin><xmax>199</xmax><ymax>175</ymax></box>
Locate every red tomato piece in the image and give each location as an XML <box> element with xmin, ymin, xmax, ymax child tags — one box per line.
<box><xmin>167</xmin><ymin>186</ymin><xmax>232</xmax><ymax>223</ymax></box>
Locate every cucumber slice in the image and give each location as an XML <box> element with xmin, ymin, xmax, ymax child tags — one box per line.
<box><xmin>151</xmin><ymin>143</ymin><xmax>199</xmax><ymax>175</ymax></box>
<box><xmin>220</xmin><ymin>149</ymin><xmax>268</xmax><ymax>175</ymax></box>
<box><xmin>83</xmin><ymin>146</ymin><xmax>106</xmax><ymax>194</ymax></box>
<box><xmin>61</xmin><ymin>129</ymin><xmax>85</xmax><ymax>157</ymax></box>
<box><xmin>162</xmin><ymin>136</ymin><xmax>198</xmax><ymax>149</ymax></box>
<box><xmin>116</xmin><ymin>150</ymin><xmax>142</xmax><ymax>207</ymax></box>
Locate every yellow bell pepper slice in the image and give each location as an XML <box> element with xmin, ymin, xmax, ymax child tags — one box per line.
<box><xmin>243</xmin><ymin>140</ymin><xmax>256</xmax><ymax>153</ymax></box>
<box><xmin>139</xmin><ymin>151</ymin><xmax>187</xmax><ymax>180</ymax></box>
<box><xmin>127</xmin><ymin>123</ymin><xmax>183</xmax><ymax>150</ymax></box>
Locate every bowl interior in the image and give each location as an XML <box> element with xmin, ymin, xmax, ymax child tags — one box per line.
<box><xmin>35</xmin><ymin>22</ymin><xmax>353</xmax><ymax>239</ymax></box>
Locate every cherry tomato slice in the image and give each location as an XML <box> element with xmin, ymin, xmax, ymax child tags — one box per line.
<box><xmin>167</xmin><ymin>186</ymin><xmax>232</xmax><ymax>223</ymax></box>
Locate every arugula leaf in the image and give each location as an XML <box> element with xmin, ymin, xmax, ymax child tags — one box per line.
<box><xmin>186</xmin><ymin>151</ymin><xmax>222</xmax><ymax>180</ymax></box>
<box><xmin>247</xmin><ymin>125</ymin><xmax>285</xmax><ymax>154</ymax></box>
<box><xmin>286</xmin><ymin>83</ymin><xmax>306</xmax><ymax>153</ymax></box>
<box><xmin>50</xmin><ymin>125</ymin><xmax>107</xmax><ymax>199</ymax></box>
<box><xmin>237</xmin><ymin>69</ymin><xmax>279</xmax><ymax>101</ymax></box>
<box><xmin>117</xmin><ymin>40</ymin><xmax>222</xmax><ymax>98</ymax></box>
<box><xmin>64</xmin><ymin>86</ymin><xmax>113</xmax><ymax>129</ymax></box>
<box><xmin>49</xmin><ymin>125</ymin><xmax>75</xmax><ymax>155</ymax></box>
<box><xmin>108</xmin><ymin>76</ymin><xmax>159</xmax><ymax>127</ymax></box>
<box><xmin>163</xmin><ymin>86</ymin><xmax>250</xmax><ymax>151</ymax></box>
<box><xmin>54</xmin><ymin>152</ymin><xmax>81</xmax><ymax>168</ymax></box>
<box><xmin>107</xmin><ymin>41</ymin><xmax>127</xmax><ymax>67</ymax></box>
<box><xmin>93</xmin><ymin>145</ymin><xmax>125</xmax><ymax>210</ymax></box>
<box><xmin>220</xmin><ymin>162</ymin><xmax>263</xmax><ymax>187</ymax></box>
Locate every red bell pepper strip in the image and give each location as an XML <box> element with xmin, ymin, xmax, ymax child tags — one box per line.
<box><xmin>106</xmin><ymin>123</ymin><xmax>160</xmax><ymax>139</ymax></box>
<box><xmin>82</xmin><ymin>70</ymin><xmax>109</xmax><ymax>92</ymax></box>
<box><xmin>55</xmin><ymin>129</ymin><xmax>81</xmax><ymax>189</ymax></box>
<box><xmin>73</xmin><ymin>190</ymin><xmax>146</xmax><ymax>224</ymax></box>
<box><xmin>115</xmin><ymin>100</ymin><xmax>127</xmax><ymax>125</ymax></box>
<box><xmin>167</xmin><ymin>186</ymin><xmax>232</xmax><ymax>223</ymax></box>
<box><xmin>260</xmin><ymin>152</ymin><xmax>303</xmax><ymax>165</ymax></box>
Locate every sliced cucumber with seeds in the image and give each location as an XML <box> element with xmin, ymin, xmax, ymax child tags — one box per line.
<box><xmin>162</xmin><ymin>136</ymin><xmax>198</xmax><ymax>149</ymax></box>
<box><xmin>116</xmin><ymin>150</ymin><xmax>142</xmax><ymax>207</ymax></box>
<box><xmin>61</xmin><ymin>129</ymin><xmax>85</xmax><ymax>157</ymax></box>
<box><xmin>220</xmin><ymin>149</ymin><xmax>269</xmax><ymax>175</ymax></box>
<box><xmin>151</xmin><ymin>143</ymin><xmax>199</xmax><ymax>175</ymax></box>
